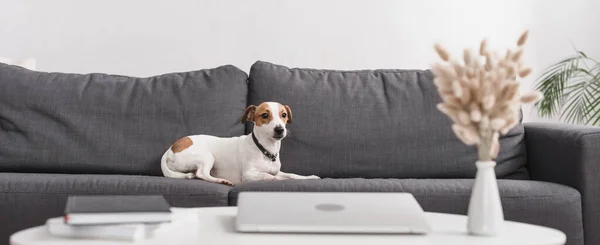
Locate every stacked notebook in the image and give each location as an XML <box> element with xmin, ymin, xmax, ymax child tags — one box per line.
<box><xmin>46</xmin><ymin>195</ymin><xmax>172</xmax><ymax>241</ymax></box>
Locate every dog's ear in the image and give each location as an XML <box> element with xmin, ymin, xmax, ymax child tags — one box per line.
<box><xmin>242</xmin><ymin>105</ymin><xmax>257</xmax><ymax>124</ymax></box>
<box><xmin>284</xmin><ymin>105</ymin><xmax>292</xmax><ymax>124</ymax></box>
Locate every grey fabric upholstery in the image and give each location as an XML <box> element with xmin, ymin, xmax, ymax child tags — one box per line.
<box><xmin>0</xmin><ymin>63</ymin><xmax>248</xmax><ymax>176</ymax></box>
<box><xmin>229</xmin><ymin>178</ymin><xmax>583</xmax><ymax>245</ymax></box>
<box><xmin>0</xmin><ymin>173</ymin><xmax>231</xmax><ymax>243</ymax></box>
<box><xmin>525</xmin><ymin>123</ymin><xmax>600</xmax><ymax>245</ymax></box>
<box><xmin>247</xmin><ymin>61</ymin><xmax>528</xmax><ymax>179</ymax></box>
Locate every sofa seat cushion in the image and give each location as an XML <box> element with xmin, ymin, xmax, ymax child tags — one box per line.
<box><xmin>229</xmin><ymin>178</ymin><xmax>583</xmax><ymax>245</ymax></box>
<box><xmin>0</xmin><ymin>173</ymin><xmax>231</xmax><ymax>242</ymax></box>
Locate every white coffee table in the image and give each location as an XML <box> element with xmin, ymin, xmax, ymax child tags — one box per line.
<box><xmin>10</xmin><ymin>207</ymin><xmax>566</xmax><ymax>245</ymax></box>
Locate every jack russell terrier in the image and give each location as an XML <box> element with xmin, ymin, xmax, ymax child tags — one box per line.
<box><xmin>161</xmin><ymin>102</ymin><xmax>320</xmax><ymax>186</ymax></box>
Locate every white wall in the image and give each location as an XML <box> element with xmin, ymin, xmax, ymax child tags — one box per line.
<box><xmin>1</xmin><ymin>0</ymin><xmax>599</xmax><ymax>122</ymax></box>
<box><xmin>525</xmin><ymin>0</ymin><xmax>600</xmax><ymax>122</ymax></box>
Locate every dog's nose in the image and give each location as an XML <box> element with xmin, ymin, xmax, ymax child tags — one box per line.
<box><xmin>274</xmin><ymin>126</ymin><xmax>285</xmax><ymax>135</ymax></box>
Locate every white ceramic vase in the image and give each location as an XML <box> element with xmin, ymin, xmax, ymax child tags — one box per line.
<box><xmin>467</xmin><ymin>160</ymin><xmax>504</xmax><ymax>236</ymax></box>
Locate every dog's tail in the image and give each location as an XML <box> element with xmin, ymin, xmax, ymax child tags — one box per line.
<box><xmin>161</xmin><ymin>150</ymin><xmax>194</xmax><ymax>179</ymax></box>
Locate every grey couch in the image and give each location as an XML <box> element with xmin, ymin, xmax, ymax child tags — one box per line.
<box><xmin>0</xmin><ymin>61</ymin><xmax>598</xmax><ymax>245</ymax></box>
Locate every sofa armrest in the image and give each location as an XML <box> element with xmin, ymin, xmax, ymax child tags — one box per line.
<box><xmin>525</xmin><ymin>122</ymin><xmax>600</xmax><ymax>245</ymax></box>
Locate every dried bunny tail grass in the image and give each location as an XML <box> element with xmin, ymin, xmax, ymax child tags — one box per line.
<box><xmin>452</xmin><ymin>81</ymin><xmax>463</xmax><ymax>97</ymax></box>
<box><xmin>431</xmin><ymin>63</ymin><xmax>456</xmax><ymax>80</ymax></box>
<box><xmin>520</xmin><ymin>91</ymin><xmax>543</xmax><ymax>103</ymax></box>
<box><xmin>517</xmin><ymin>30</ymin><xmax>529</xmax><ymax>46</ymax></box>
<box><xmin>516</xmin><ymin>60</ymin><xmax>525</xmax><ymax>70</ymax></box>
<box><xmin>512</xmin><ymin>48</ymin><xmax>524</xmax><ymax>62</ymax></box>
<box><xmin>442</xmin><ymin>93</ymin><xmax>463</xmax><ymax>107</ymax></box>
<box><xmin>437</xmin><ymin>103</ymin><xmax>460</xmax><ymax>122</ymax></box>
<box><xmin>471</xmin><ymin>55</ymin><xmax>482</xmax><ymax>70</ymax></box>
<box><xmin>496</xmin><ymin>68</ymin><xmax>507</xmax><ymax>82</ymax></box>
<box><xmin>451</xmin><ymin>60</ymin><xmax>465</xmax><ymax>77</ymax></box>
<box><xmin>452</xmin><ymin>124</ymin><xmax>471</xmax><ymax>144</ymax></box>
<box><xmin>490</xmin><ymin>103</ymin><xmax>513</xmax><ymax>119</ymax></box>
<box><xmin>470</xmin><ymin>103</ymin><xmax>482</xmax><ymax>122</ymax></box>
<box><xmin>482</xmin><ymin>95</ymin><xmax>496</xmax><ymax>111</ymax></box>
<box><xmin>432</xmin><ymin>30</ymin><xmax>539</xmax><ymax>160</ymax></box>
<box><xmin>490</xmin><ymin>118</ymin><xmax>507</xmax><ymax>130</ymax></box>
<box><xmin>480</xmin><ymin>115</ymin><xmax>490</xmax><ymax>130</ymax></box>
<box><xmin>452</xmin><ymin>124</ymin><xmax>479</xmax><ymax>145</ymax></box>
<box><xmin>484</xmin><ymin>52</ymin><xmax>494</xmax><ymax>71</ymax></box>
<box><xmin>457</xmin><ymin>110</ymin><xmax>471</xmax><ymax>125</ymax></box>
<box><xmin>469</xmin><ymin>77</ymin><xmax>481</xmax><ymax>90</ymax></box>
<box><xmin>459</xmin><ymin>77</ymin><xmax>471</xmax><ymax>87</ymax></box>
<box><xmin>463</xmin><ymin>126</ymin><xmax>481</xmax><ymax>144</ymax></box>
<box><xmin>479</xmin><ymin>39</ymin><xmax>488</xmax><ymax>56</ymax></box>
<box><xmin>433</xmin><ymin>78</ymin><xmax>450</xmax><ymax>89</ymax></box>
<box><xmin>518</xmin><ymin>67</ymin><xmax>532</xmax><ymax>78</ymax></box>
<box><xmin>490</xmin><ymin>51</ymin><xmax>501</xmax><ymax>70</ymax></box>
<box><xmin>500</xmin><ymin>117</ymin><xmax>519</xmax><ymax>135</ymax></box>
<box><xmin>498</xmin><ymin>59</ymin><xmax>508</xmax><ymax>69</ymax></box>
<box><xmin>490</xmin><ymin>132</ymin><xmax>500</xmax><ymax>158</ymax></box>
<box><xmin>466</xmin><ymin>68</ymin><xmax>476</xmax><ymax>79</ymax></box>
<box><xmin>434</xmin><ymin>43</ymin><xmax>451</xmax><ymax>61</ymax></box>
<box><xmin>480</xmin><ymin>77</ymin><xmax>492</xmax><ymax>94</ymax></box>
<box><xmin>505</xmin><ymin>104</ymin><xmax>521</xmax><ymax>119</ymax></box>
<box><xmin>437</xmin><ymin>103</ymin><xmax>457</xmax><ymax>113</ymax></box>
<box><xmin>506</xmin><ymin>65</ymin><xmax>517</xmax><ymax>78</ymax></box>
<box><xmin>504</xmin><ymin>49</ymin><xmax>513</xmax><ymax>61</ymax></box>
<box><xmin>459</xmin><ymin>88</ymin><xmax>472</xmax><ymax>105</ymax></box>
<box><xmin>463</xmin><ymin>49</ymin><xmax>473</xmax><ymax>66</ymax></box>
<box><xmin>501</xmin><ymin>82</ymin><xmax>520</xmax><ymax>101</ymax></box>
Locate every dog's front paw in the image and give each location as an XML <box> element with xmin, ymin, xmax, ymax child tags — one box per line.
<box><xmin>306</xmin><ymin>175</ymin><xmax>321</xmax><ymax>180</ymax></box>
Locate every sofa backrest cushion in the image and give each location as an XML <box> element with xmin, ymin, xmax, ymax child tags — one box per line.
<box><xmin>247</xmin><ymin>61</ymin><xmax>528</xmax><ymax>179</ymax></box>
<box><xmin>0</xmin><ymin>63</ymin><xmax>248</xmax><ymax>175</ymax></box>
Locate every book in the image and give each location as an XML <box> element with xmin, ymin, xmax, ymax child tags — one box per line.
<box><xmin>64</xmin><ymin>195</ymin><xmax>172</xmax><ymax>225</ymax></box>
<box><xmin>46</xmin><ymin>217</ymin><xmax>161</xmax><ymax>241</ymax></box>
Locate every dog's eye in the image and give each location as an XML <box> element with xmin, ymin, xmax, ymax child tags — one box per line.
<box><xmin>282</xmin><ymin>113</ymin><xmax>287</xmax><ymax>118</ymax></box>
<box><xmin>261</xmin><ymin>113</ymin><xmax>269</xmax><ymax>119</ymax></box>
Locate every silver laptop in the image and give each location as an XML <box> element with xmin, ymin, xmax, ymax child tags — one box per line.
<box><xmin>236</xmin><ymin>192</ymin><xmax>431</xmax><ymax>234</ymax></box>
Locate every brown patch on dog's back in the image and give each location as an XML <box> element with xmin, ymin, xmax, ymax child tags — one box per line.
<box><xmin>254</xmin><ymin>103</ymin><xmax>273</xmax><ymax>126</ymax></box>
<box><xmin>171</xmin><ymin>137</ymin><xmax>193</xmax><ymax>153</ymax></box>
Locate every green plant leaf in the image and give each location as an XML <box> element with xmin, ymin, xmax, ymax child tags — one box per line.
<box><xmin>584</xmin><ymin>66</ymin><xmax>600</xmax><ymax>125</ymax></box>
<box><xmin>534</xmin><ymin>56</ymin><xmax>580</xmax><ymax>117</ymax></box>
<box><xmin>534</xmin><ymin>50</ymin><xmax>600</xmax><ymax>125</ymax></box>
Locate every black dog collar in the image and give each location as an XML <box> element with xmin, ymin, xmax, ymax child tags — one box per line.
<box><xmin>251</xmin><ymin>133</ymin><xmax>278</xmax><ymax>162</ymax></box>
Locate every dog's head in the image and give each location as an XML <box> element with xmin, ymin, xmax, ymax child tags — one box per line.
<box><xmin>242</xmin><ymin>102</ymin><xmax>292</xmax><ymax>141</ymax></box>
